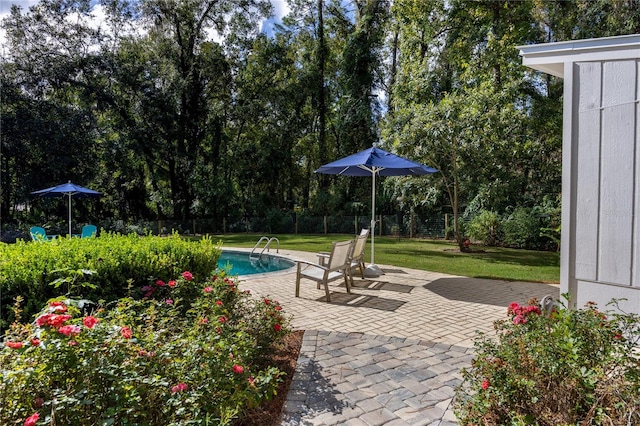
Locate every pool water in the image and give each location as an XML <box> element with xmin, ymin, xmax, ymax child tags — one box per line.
<box><xmin>217</xmin><ymin>250</ymin><xmax>295</xmax><ymax>276</ymax></box>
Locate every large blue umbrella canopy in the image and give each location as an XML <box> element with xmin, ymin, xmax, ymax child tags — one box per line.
<box><xmin>31</xmin><ymin>181</ymin><xmax>102</xmax><ymax>238</ymax></box>
<box><xmin>316</xmin><ymin>146</ymin><xmax>437</xmax><ymax>276</ymax></box>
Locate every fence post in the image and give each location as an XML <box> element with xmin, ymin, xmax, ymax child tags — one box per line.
<box><xmin>158</xmin><ymin>220</ymin><xmax>162</xmax><ymax>235</ymax></box>
<box><xmin>445</xmin><ymin>213</ymin><xmax>449</xmax><ymax>234</ymax></box>
<box><xmin>410</xmin><ymin>213</ymin><xmax>415</xmax><ymax>238</ymax></box>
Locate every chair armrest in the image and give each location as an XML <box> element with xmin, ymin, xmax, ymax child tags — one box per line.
<box><xmin>317</xmin><ymin>252</ymin><xmax>330</xmax><ymax>266</ymax></box>
<box><xmin>297</xmin><ymin>260</ymin><xmax>328</xmax><ymax>271</ymax></box>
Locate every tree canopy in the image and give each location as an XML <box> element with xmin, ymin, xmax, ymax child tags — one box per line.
<box><xmin>1</xmin><ymin>0</ymin><xmax>638</xmax><ymax>237</ymax></box>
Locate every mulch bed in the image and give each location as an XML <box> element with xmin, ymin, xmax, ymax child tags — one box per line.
<box><xmin>234</xmin><ymin>329</ymin><xmax>304</xmax><ymax>425</ymax></box>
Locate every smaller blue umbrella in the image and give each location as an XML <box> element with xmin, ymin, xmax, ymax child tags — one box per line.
<box><xmin>31</xmin><ymin>181</ymin><xmax>102</xmax><ymax>238</ymax></box>
<box><xmin>316</xmin><ymin>146</ymin><xmax>437</xmax><ymax>276</ymax></box>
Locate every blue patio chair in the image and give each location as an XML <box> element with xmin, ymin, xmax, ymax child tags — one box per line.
<box><xmin>81</xmin><ymin>224</ymin><xmax>97</xmax><ymax>238</ymax></box>
<box><xmin>30</xmin><ymin>226</ymin><xmax>57</xmax><ymax>241</ymax></box>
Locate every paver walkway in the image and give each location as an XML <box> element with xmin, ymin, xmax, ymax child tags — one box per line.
<box><xmin>233</xmin><ymin>248</ymin><xmax>560</xmax><ymax>425</ymax></box>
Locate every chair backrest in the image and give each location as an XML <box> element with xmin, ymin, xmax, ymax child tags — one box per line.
<box><xmin>81</xmin><ymin>224</ymin><xmax>97</xmax><ymax>238</ymax></box>
<box><xmin>327</xmin><ymin>240</ymin><xmax>354</xmax><ymax>271</ymax></box>
<box><xmin>30</xmin><ymin>226</ymin><xmax>47</xmax><ymax>241</ymax></box>
<box><xmin>352</xmin><ymin>229</ymin><xmax>370</xmax><ymax>260</ymax></box>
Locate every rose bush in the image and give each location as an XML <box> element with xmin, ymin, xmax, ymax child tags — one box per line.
<box><xmin>0</xmin><ymin>272</ymin><xmax>290</xmax><ymax>425</ymax></box>
<box><xmin>454</xmin><ymin>297</ymin><xmax>640</xmax><ymax>425</ymax></box>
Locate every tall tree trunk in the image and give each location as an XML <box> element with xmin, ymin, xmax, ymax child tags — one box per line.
<box><xmin>317</xmin><ymin>0</ymin><xmax>329</xmax><ymax>191</ymax></box>
<box><xmin>387</xmin><ymin>23</ymin><xmax>399</xmax><ymax>115</ymax></box>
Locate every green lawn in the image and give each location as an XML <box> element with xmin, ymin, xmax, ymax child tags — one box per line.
<box><xmin>208</xmin><ymin>234</ymin><xmax>560</xmax><ymax>284</ymax></box>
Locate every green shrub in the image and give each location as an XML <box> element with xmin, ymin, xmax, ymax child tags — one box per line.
<box><xmin>454</xmin><ymin>297</ymin><xmax>640</xmax><ymax>425</ymax></box>
<box><xmin>466</xmin><ymin>210</ymin><xmax>501</xmax><ymax>246</ymax></box>
<box><xmin>0</xmin><ymin>233</ymin><xmax>221</xmax><ymax>329</ymax></box>
<box><xmin>502</xmin><ymin>207</ymin><xmax>541</xmax><ymax>249</ymax></box>
<box><xmin>0</xmin><ymin>273</ymin><xmax>290</xmax><ymax>425</ymax></box>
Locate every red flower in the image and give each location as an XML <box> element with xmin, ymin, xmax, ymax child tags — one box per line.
<box><xmin>215</xmin><ymin>300</ymin><xmax>223</xmax><ymax>306</ymax></box>
<box><xmin>481</xmin><ymin>380</ymin><xmax>490</xmax><ymax>390</ymax></box>
<box><xmin>507</xmin><ymin>302</ymin><xmax>520</xmax><ymax>315</ymax></box>
<box><xmin>83</xmin><ymin>316</ymin><xmax>98</xmax><ymax>329</ymax></box>
<box><xmin>68</xmin><ymin>340</ymin><xmax>78</xmax><ymax>346</ymax></box>
<box><xmin>274</xmin><ymin>324</ymin><xmax>282</xmax><ymax>332</ymax></box>
<box><xmin>24</xmin><ymin>412</ymin><xmax>39</xmax><ymax>426</ymax></box>
<box><xmin>5</xmin><ymin>341</ymin><xmax>23</xmax><ymax>349</ymax></box>
<box><xmin>233</xmin><ymin>364</ymin><xmax>244</xmax><ymax>374</ymax></box>
<box><xmin>264</xmin><ymin>298</ymin><xmax>271</xmax><ymax>305</ymax></box>
<box><xmin>31</xmin><ymin>338</ymin><xmax>40</xmax><ymax>346</ymax></box>
<box><xmin>218</xmin><ymin>316</ymin><xmax>227</xmax><ymax>323</ymax></box>
<box><xmin>155</xmin><ymin>280</ymin><xmax>165</xmax><ymax>287</ymax></box>
<box><xmin>121</xmin><ymin>326</ymin><xmax>133</xmax><ymax>339</ymax></box>
<box><xmin>49</xmin><ymin>301</ymin><xmax>67</xmax><ymax>313</ymax></box>
<box><xmin>204</xmin><ymin>286</ymin><xmax>213</xmax><ymax>293</ymax></box>
<box><xmin>58</xmin><ymin>325</ymin><xmax>81</xmax><ymax>336</ymax></box>
<box><xmin>168</xmin><ymin>280</ymin><xmax>177</xmax><ymax>288</ymax></box>
<box><xmin>36</xmin><ymin>313</ymin><xmax>72</xmax><ymax>328</ymax></box>
<box><xmin>165</xmin><ymin>299</ymin><xmax>173</xmax><ymax>305</ymax></box>
<box><xmin>182</xmin><ymin>271</ymin><xmax>193</xmax><ymax>281</ymax></box>
<box><xmin>171</xmin><ymin>382</ymin><xmax>188</xmax><ymax>393</ymax></box>
<box><xmin>275</xmin><ymin>305</ymin><xmax>282</xmax><ymax>311</ymax></box>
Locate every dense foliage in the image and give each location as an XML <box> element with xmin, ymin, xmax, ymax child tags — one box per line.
<box><xmin>1</xmin><ymin>0</ymin><xmax>639</xmax><ymax>244</ymax></box>
<box><xmin>0</xmin><ymin>273</ymin><xmax>290</xmax><ymax>425</ymax></box>
<box><xmin>0</xmin><ymin>233</ymin><xmax>221</xmax><ymax>329</ymax></box>
<box><xmin>455</xmin><ymin>297</ymin><xmax>640</xmax><ymax>425</ymax></box>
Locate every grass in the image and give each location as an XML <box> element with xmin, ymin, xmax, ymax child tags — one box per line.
<box><xmin>207</xmin><ymin>234</ymin><xmax>560</xmax><ymax>284</ymax></box>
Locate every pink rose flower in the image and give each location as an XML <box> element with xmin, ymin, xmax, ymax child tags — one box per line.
<box><xmin>83</xmin><ymin>316</ymin><xmax>98</xmax><ymax>329</ymax></box>
<box><xmin>182</xmin><ymin>271</ymin><xmax>193</xmax><ymax>281</ymax></box>
<box><xmin>233</xmin><ymin>364</ymin><xmax>244</xmax><ymax>374</ymax></box>
<box><xmin>24</xmin><ymin>412</ymin><xmax>40</xmax><ymax>426</ymax></box>
<box><xmin>58</xmin><ymin>325</ymin><xmax>81</xmax><ymax>336</ymax></box>
<box><xmin>121</xmin><ymin>326</ymin><xmax>133</xmax><ymax>339</ymax></box>
<box><xmin>5</xmin><ymin>341</ymin><xmax>23</xmax><ymax>349</ymax></box>
<box><xmin>171</xmin><ymin>382</ymin><xmax>188</xmax><ymax>393</ymax></box>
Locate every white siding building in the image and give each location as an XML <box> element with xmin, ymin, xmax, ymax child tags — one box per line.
<box><xmin>519</xmin><ymin>35</ymin><xmax>640</xmax><ymax>313</ymax></box>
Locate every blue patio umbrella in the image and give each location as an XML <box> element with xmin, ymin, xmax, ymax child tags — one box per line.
<box><xmin>316</xmin><ymin>146</ymin><xmax>437</xmax><ymax>277</ymax></box>
<box><xmin>31</xmin><ymin>181</ymin><xmax>102</xmax><ymax>238</ymax></box>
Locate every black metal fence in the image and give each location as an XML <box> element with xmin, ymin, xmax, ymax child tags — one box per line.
<box><xmin>103</xmin><ymin>214</ymin><xmax>448</xmax><ymax>238</ymax></box>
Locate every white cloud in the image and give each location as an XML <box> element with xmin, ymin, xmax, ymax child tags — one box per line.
<box><xmin>271</xmin><ymin>0</ymin><xmax>291</xmax><ymax>19</ymax></box>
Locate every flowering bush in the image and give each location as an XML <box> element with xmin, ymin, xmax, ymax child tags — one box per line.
<box><xmin>454</xmin><ymin>297</ymin><xmax>640</xmax><ymax>425</ymax></box>
<box><xmin>0</xmin><ymin>272</ymin><xmax>290</xmax><ymax>425</ymax></box>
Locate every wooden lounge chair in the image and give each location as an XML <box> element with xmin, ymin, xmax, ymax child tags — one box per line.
<box><xmin>348</xmin><ymin>228</ymin><xmax>370</xmax><ymax>285</ymax></box>
<box><xmin>295</xmin><ymin>239</ymin><xmax>353</xmax><ymax>302</ymax></box>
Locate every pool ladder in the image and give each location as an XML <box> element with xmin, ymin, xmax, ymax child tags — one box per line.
<box><xmin>250</xmin><ymin>236</ymin><xmax>280</xmax><ymax>262</ymax></box>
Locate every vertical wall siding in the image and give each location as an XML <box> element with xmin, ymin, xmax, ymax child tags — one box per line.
<box><xmin>575</xmin><ymin>60</ymin><xmax>639</xmax><ymax>287</ymax></box>
<box><xmin>575</xmin><ymin>62</ymin><xmax>601</xmax><ymax>281</ymax></box>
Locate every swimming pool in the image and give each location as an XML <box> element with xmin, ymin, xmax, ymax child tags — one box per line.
<box><xmin>217</xmin><ymin>250</ymin><xmax>295</xmax><ymax>276</ymax></box>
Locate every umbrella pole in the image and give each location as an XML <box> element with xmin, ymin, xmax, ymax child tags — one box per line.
<box><xmin>364</xmin><ymin>170</ymin><xmax>382</xmax><ymax>278</ymax></box>
<box><xmin>68</xmin><ymin>193</ymin><xmax>72</xmax><ymax>238</ymax></box>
